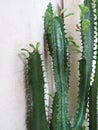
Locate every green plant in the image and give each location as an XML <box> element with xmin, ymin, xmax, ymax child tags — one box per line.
<box><xmin>21</xmin><ymin>0</ymin><xmax>98</xmax><ymax>130</ymax></box>
<box><xmin>73</xmin><ymin>1</ymin><xmax>96</xmax><ymax>129</ymax></box>
<box><xmin>44</xmin><ymin>2</ymin><xmax>71</xmax><ymax>130</ymax></box>
<box><xmin>21</xmin><ymin>43</ymin><xmax>49</xmax><ymax>130</ymax></box>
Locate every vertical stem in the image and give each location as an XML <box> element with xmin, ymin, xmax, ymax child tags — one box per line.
<box><xmin>61</xmin><ymin>0</ymin><xmax>64</xmax><ymax>19</ymax></box>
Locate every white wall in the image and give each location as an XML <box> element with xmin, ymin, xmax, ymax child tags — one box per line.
<box><xmin>0</xmin><ymin>0</ymin><xmax>83</xmax><ymax>130</ymax></box>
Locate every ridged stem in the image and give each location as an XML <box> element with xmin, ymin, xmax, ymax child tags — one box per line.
<box><xmin>74</xmin><ymin>0</ymin><xmax>95</xmax><ymax>129</ymax></box>
<box><xmin>26</xmin><ymin>51</ymin><xmax>49</xmax><ymax>130</ymax></box>
<box><xmin>88</xmin><ymin>0</ymin><xmax>98</xmax><ymax>129</ymax></box>
<box><xmin>44</xmin><ymin>3</ymin><xmax>71</xmax><ymax>129</ymax></box>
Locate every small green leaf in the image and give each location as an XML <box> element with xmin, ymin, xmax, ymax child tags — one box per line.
<box><xmin>71</xmin><ymin>47</ymin><xmax>81</xmax><ymax>53</ymax></box>
<box><xmin>67</xmin><ymin>36</ymin><xmax>74</xmax><ymax>41</ymax></box>
<box><xmin>76</xmin><ymin>29</ymin><xmax>81</xmax><ymax>32</ymax></box>
<box><xmin>74</xmin><ymin>48</ymin><xmax>81</xmax><ymax>53</ymax></box>
<box><xmin>71</xmin><ymin>41</ymin><xmax>80</xmax><ymax>48</ymax></box>
<box><xmin>29</xmin><ymin>44</ymin><xmax>36</xmax><ymax>50</ymax></box>
<box><xmin>68</xmin><ymin>36</ymin><xmax>80</xmax><ymax>48</ymax></box>
<box><xmin>79</xmin><ymin>4</ymin><xmax>89</xmax><ymax>14</ymax></box>
<box><xmin>21</xmin><ymin>48</ymin><xmax>29</xmax><ymax>53</ymax></box>
<box><xmin>60</xmin><ymin>8</ymin><xmax>67</xmax><ymax>15</ymax></box>
<box><xmin>82</xmin><ymin>19</ymin><xmax>90</xmax><ymax>35</ymax></box>
<box><xmin>79</xmin><ymin>4</ymin><xmax>89</xmax><ymax>20</ymax></box>
<box><xmin>64</xmin><ymin>13</ymin><xmax>74</xmax><ymax>18</ymax></box>
<box><xmin>36</xmin><ymin>42</ymin><xmax>40</xmax><ymax>50</ymax></box>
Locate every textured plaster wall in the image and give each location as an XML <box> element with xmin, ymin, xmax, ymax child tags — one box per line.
<box><xmin>0</xmin><ymin>0</ymin><xmax>83</xmax><ymax>130</ymax></box>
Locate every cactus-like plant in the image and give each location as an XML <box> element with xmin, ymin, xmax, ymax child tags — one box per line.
<box><xmin>44</xmin><ymin>3</ymin><xmax>71</xmax><ymax>130</ymax></box>
<box><xmin>73</xmin><ymin>1</ymin><xmax>95</xmax><ymax>129</ymax></box>
<box><xmin>21</xmin><ymin>0</ymin><xmax>98</xmax><ymax>130</ymax></box>
<box><xmin>88</xmin><ymin>0</ymin><xmax>98</xmax><ymax>129</ymax></box>
<box><xmin>21</xmin><ymin>43</ymin><xmax>49</xmax><ymax>130</ymax></box>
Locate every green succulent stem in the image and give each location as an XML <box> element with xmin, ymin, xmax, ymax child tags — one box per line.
<box><xmin>88</xmin><ymin>0</ymin><xmax>98</xmax><ymax>129</ymax></box>
<box><xmin>89</xmin><ymin>59</ymin><xmax>98</xmax><ymax>130</ymax></box>
<box><xmin>22</xmin><ymin>44</ymin><xmax>49</xmax><ymax>130</ymax></box>
<box><xmin>74</xmin><ymin>1</ymin><xmax>95</xmax><ymax>129</ymax></box>
<box><xmin>50</xmin><ymin>93</ymin><xmax>58</xmax><ymax>130</ymax></box>
<box><xmin>44</xmin><ymin>3</ymin><xmax>71</xmax><ymax>130</ymax></box>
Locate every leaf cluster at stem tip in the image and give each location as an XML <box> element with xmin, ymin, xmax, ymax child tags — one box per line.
<box><xmin>79</xmin><ymin>4</ymin><xmax>90</xmax><ymax>35</ymax></box>
<box><xmin>79</xmin><ymin>4</ymin><xmax>89</xmax><ymax>20</ymax></box>
<box><xmin>53</xmin><ymin>6</ymin><xmax>74</xmax><ymax>18</ymax></box>
<box><xmin>21</xmin><ymin>42</ymin><xmax>40</xmax><ymax>55</ymax></box>
<box><xmin>29</xmin><ymin>42</ymin><xmax>40</xmax><ymax>52</ymax></box>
